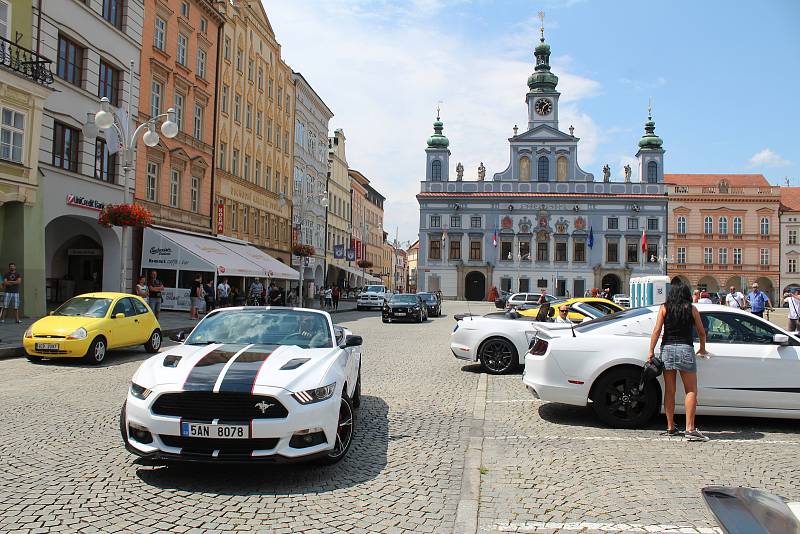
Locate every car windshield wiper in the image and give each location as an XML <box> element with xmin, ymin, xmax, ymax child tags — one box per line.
<box><xmin>186</xmin><ymin>340</ymin><xmax>220</xmax><ymax>345</ymax></box>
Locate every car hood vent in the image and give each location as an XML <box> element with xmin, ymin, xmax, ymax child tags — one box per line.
<box><xmin>163</xmin><ymin>355</ymin><xmax>182</xmax><ymax>367</ymax></box>
<box><xmin>280</xmin><ymin>358</ymin><xmax>310</xmax><ymax>370</ymax></box>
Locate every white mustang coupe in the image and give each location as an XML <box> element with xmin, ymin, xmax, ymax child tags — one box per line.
<box><xmin>524</xmin><ymin>304</ymin><xmax>800</xmax><ymax>428</ymax></box>
<box><xmin>121</xmin><ymin>307</ymin><xmax>362</xmax><ymax>464</ymax></box>
<box><xmin>450</xmin><ymin>301</ymin><xmax>604</xmax><ymax>374</ymax></box>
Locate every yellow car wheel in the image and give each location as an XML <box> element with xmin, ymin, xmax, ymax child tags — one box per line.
<box><xmin>26</xmin><ymin>355</ymin><xmax>43</xmax><ymax>363</ymax></box>
<box><xmin>144</xmin><ymin>329</ymin><xmax>162</xmax><ymax>354</ymax></box>
<box><xmin>84</xmin><ymin>336</ymin><xmax>107</xmax><ymax>365</ymax></box>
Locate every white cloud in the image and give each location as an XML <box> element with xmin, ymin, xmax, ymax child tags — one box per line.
<box><xmin>267</xmin><ymin>0</ymin><xmax>601</xmax><ymax>242</ymax></box>
<box><xmin>749</xmin><ymin>148</ymin><xmax>791</xmax><ymax>168</ymax></box>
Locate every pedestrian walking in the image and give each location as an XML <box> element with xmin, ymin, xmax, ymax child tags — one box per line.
<box><xmin>747</xmin><ymin>282</ymin><xmax>772</xmax><ymax>318</ymax></box>
<box><xmin>217</xmin><ymin>277</ymin><xmax>231</xmax><ymax>307</ymax></box>
<box><xmin>203</xmin><ymin>278</ymin><xmax>215</xmax><ymax>313</ymax></box>
<box><xmin>785</xmin><ymin>288</ymin><xmax>800</xmax><ymax>333</ymax></box>
<box><xmin>0</xmin><ymin>262</ymin><xmax>22</xmax><ymax>323</ymax></box>
<box><xmin>135</xmin><ymin>276</ymin><xmax>149</xmax><ymax>299</ymax></box>
<box><xmin>692</xmin><ymin>289</ymin><xmax>700</xmax><ymax>303</ymax></box>
<box><xmin>647</xmin><ymin>283</ymin><xmax>709</xmax><ymax>441</ymax></box>
<box><xmin>324</xmin><ymin>287</ymin><xmax>333</xmax><ymax>309</ymax></box>
<box><xmin>147</xmin><ymin>270</ymin><xmax>164</xmax><ymax>319</ymax></box>
<box><xmin>190</xmin><ymin>274</ymin><xmax>204</xmax><ymax>320</ymax></box>
<box><xmin>332</xmin><ymin>286</ymin><xmax>340</xmax><ymax>310</ymax></box>
<box><xmin>248</xmin><ymin>278</ymin><xmax>264</xmax><ymax>306</ymax></box>
<box><xmin>537</xmin><ymin>289</ymin><xmax>548</xmax><ymax>304</ymax></box>
<box><xmin>725</xmin><ymin>286</ymin><xmax>745</xmax><ymax>309</ymax></box>
<box><xmin>287</xmin><ymin>287</ymin><xmax>299</xmax><ymax>307</ymax></box>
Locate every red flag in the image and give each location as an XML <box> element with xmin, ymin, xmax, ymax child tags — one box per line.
<box><xmin>492</xmin><ymin>230</ymin><xmax>497</xmax><ymax>247</ymax></box>
<box><xmin>641</xmin><ymin>228</ymin><xmax>647</xmax><ymax>252</ymax></box>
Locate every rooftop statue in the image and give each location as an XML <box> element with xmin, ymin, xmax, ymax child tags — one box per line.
<box><xmin>456</xmin><ymin>162</ymin><xmax>464</xmax><ymax>181</ymax></box>
<box><xmin>602</xmin><ymin>164</ymin><xmax>611</xmax><ymax>183</ymax></box>
<box><xmin>624</xmin><ymin>164</ymin><xmax>631</xmax><ymax>182</ymax></box>
<box><xmin>478</xmin><ymin>162</ymin><xmax>486</xmax><ymax>181</ymax></box>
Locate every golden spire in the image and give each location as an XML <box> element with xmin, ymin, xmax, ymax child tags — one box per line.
<box><xmin>538</xmin><ymin>10</ymin><xmax>545</xmax><ymax>41</ymax></box>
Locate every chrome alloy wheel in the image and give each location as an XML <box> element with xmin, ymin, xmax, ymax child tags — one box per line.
<box><xmin>328</xmin><ymin>396</ymin><xmax>354</xmax><ymax>460</ymax></box>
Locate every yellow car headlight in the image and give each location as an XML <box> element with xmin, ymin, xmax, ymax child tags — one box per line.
<box><xmin>24</xmin><ymin>327</ymin><xmax>33</xmax><ymax>338</ymax></box>
<box><xmin>67</xmin><ymin>327</ymin><xmax>88</xmax><ymax>340</ymax></box>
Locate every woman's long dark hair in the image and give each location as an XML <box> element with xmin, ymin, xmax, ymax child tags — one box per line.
<box><xmin>665</xmin><ymin>283</ymin><xmax>692</xmax><ymax>325</ymax></box>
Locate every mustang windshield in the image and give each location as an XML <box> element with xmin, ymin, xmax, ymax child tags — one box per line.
<box><xmin>185</xmin><ymin>309</ymin><xmax>333</xmax><ymax>349</ymax></box>
<box><xmin>55</xmin><ymin>297</ymin><xmax>113</xmax><ymax>318</ymax></box>
<box><xmin>574</xmin><ymin>307</ymin><xmax>654</xmax><ymax>333</ymax></box>
<box><xmin>390</xmin><ymin>295</ymin><xmax>419</xmax><ymax>304</ymax></box>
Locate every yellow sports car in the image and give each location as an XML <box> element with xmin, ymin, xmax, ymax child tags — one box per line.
<box><xmin>23</xmin><ymin>292</ymin><xmax>162</xmax><ymax>364</ymax></box>
<box><xmin>518</xmin><ymin>297</ymin><xmax>624</xmax><ymax>322</ymax></box>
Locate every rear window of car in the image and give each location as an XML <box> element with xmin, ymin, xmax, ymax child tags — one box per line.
<box><xmin>574</xmin><ymin>307</ymin><xmax>654</xmax><ymax>333</ymax></box>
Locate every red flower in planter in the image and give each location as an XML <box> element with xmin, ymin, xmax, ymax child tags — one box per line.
<box><xmin>292</xmin><ymin>243</ymin><xmax>316</xmax><ymax>257</ymax></box>
<box><xmin>356</xmin><ymin>259</ymin><xmax>373</xmax><ymax>269</ymax></box>
<box><xmin>98</xmin><ymin>203</ymin><xmax>153</xmax><ymax>228</ymax></box>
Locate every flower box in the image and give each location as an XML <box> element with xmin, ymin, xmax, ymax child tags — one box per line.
<box><xmin>98</xmin><ymin>204</ymin><xmax>153</xmax><ymax>228</ymax></box>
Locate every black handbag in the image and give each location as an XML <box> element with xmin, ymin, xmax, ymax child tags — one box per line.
<box><xmin>638</xmin><ymin>356</ymin><xmax>664</xmax><ymax>392</ymax></box>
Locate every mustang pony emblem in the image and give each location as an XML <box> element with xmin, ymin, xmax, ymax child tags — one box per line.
<box><xmin>254</xmin><ymin>400</ymin><xmax>274</xmax><ymax>413</ymax></box>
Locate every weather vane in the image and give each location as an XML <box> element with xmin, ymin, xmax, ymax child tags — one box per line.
<box><xmin>538</xmin><ymin>10</ymin><xmax>545</xmax><ymax>40</ymax></box>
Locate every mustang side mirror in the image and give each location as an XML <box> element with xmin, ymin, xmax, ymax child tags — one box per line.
<box><xmin>342</xmin><ymin>335</ymin><xmax>363</xmax><ymax>348</ymax></box>
<box><xmin>773</xmin><ymin>333</ymin><xmax>789</xmax><ymax>345</ymax></box>
<box><xmin>169</xmin><ymin>331</ymin><xmax>186</xmax><ymax>343</ymax></box>
<box><xmin>114</xmin><ymin>313</ymin><xmax>125</xmax><ymax>319</ymax></box>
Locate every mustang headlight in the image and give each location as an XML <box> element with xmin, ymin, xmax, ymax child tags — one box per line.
<box><xmin>67</xmin><ymin>327</ymin><xmax>88</xmax><ymax>340</ymax></box>
<box><xmin>292</xmin><ymin>382</ymin><xmax>336</xmax><ymax>405</ymax></box>
<box><xmin>130</xmin><ymin>382</ymin><xmax>152</xmax><ymax>400</ymax></box>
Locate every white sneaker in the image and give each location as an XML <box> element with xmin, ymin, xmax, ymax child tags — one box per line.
<box><xmin>685</xmin><ymin>428</ymin><xmax>709</xmax><ymax>442</ymax></box>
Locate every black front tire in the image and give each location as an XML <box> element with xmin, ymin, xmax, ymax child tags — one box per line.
<box><xmin>119</xmin><ymin>401</ymin><xmax>129</xmax><ymax>444</ymax></box>
<box><xmin>382</xmin><ymin>318</ymin><xmax>389</xmax><ymax>323</ymax></box>
<box><xmin>144</xmin><ymin>329</ymin><xmax>162</xmax><ymax>353</ymax></box>
<box><xmin>83</xmin><ymin>337</ymin><xmax>107</xmax><ymax>365</ymax></box>
<box><xmin>478</xmin><ymin>337</ymin><xmax>518</xmax><ymax>374</ymax></box>
<box><xmin>316</xmin><ymin>394</ymin><xmax>355</xmax><ymax>465</ymax></box>
<box><xmin>591</xmin><ymin>367</ymin><xmax>659</xmax><ymax>428</ymax></box>
<box><xmin>26</xmin><ymin>355</ymin><xmax>43</xmax><ymax>362</ymax></box>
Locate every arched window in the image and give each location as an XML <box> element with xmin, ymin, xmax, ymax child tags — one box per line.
<box><xmin>719</xmin><ymin>216</ymin><xmax>728</xmax><ymax>235</ymax></box>
<box><xmin>704</xmin><ymin>216</ymin><xmax>713</xmax><ymax>235</ymax></box>
<box><xmin>646</xmin><ymin>161</ymin><xmax>658</xmax><ymax>183</ymax></box>
<box><xmin>431</xmin><ymin>160</ymin><xmax>442</xmax><ymax>181</ymax></box>
<box><xmin>733</xmin><ymin>217</ymin><xmax>743</xmax><ymax>235</ymax></box>
<box><xmin>760</xmin><ymin>217</ymin><xmax>770</xmax><ymax>236</ymax></box>
<box><xmin>537</xmin><ymin>156</ymin><xmax>549</xmax><ymax>182</ymax></box>
<box><xmin>677</xmin><ymin>216</ymin><xmax>686</xmax><ymax>234</ymax></box>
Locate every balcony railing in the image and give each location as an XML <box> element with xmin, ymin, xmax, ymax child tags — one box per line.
<box><xmin>0</xmin><ymin>37</ymin><xmax>54</xmax><ymax>86</ymax></box>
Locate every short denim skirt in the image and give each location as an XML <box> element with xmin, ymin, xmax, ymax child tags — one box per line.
<box><xmin>660</xmin><ymin>343</ymin><xmax>697</xmax><ymax>373</ymax></box>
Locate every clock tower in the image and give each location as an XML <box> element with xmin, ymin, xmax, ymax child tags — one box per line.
<box><xmin>526</xmin><ymin>14</ymin><xmax>560</xmax><ymax>131</ymax></box>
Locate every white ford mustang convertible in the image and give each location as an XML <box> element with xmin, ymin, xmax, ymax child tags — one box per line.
<box><xmin>450</xmin><ymin>301</ymin><xmax>605</xmax><ymax>374</ymax></box>
<box><xmin>524</xmin><ymin>304</ymin><xmax>800</xmax><ymax>427</ymax></box>
<box><xmin>121</xmin><ymin>307</ymin><xmax>362</xmax><ymax>464</ymax></box>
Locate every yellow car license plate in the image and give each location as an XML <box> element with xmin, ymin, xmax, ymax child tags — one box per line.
<box><xmin>35</xmin><ymin>343</ymin><xmax>60</xmax><ymax>350</ymax></box>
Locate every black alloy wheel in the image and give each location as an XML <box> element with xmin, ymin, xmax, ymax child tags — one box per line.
<box><xmin>591</xmin><ymin>368</ymin><xmax>659</xmax><ymax>428</ymax></box>
<box><xmin>479</xmin><ymin>338</ymin><xmax>518</xmax><ymax>374</ymax></box>
<box><xmin>318</xmin><ymin>395</ymin><xmax>355</xmax><ymax>465</ymax></box>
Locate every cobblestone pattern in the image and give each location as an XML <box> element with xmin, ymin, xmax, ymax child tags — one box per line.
<box><xmin>0</xmin><ymin>305</ymin><xmax>486</xmax><ymax>533</ymax></box>
<box><xmin>478</xmin><ymin>370</ymin><xmax>800</xmax><ymax>533</ymax></box>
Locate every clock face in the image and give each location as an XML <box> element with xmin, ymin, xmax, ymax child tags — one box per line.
<box><xmin>535</xmin><ymin>98</ymin><xmax>552</xmax><ymax>116</ymax></box>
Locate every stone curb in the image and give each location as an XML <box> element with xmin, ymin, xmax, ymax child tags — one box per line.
<box><xmin>0</xmin><ymin>307</ymin><xmax>359</xmax><ymax>360</ymax></box>
<box><xmin>454</xmin><ymin>371</ymin><xmax>488</xmax><ymax>534</ymax></box>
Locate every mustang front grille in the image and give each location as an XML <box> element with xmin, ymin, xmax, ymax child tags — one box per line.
<box><xmin>151</xmin><ymin>392</ymin><xmax>288</xmax><ymax>420</ymax></box>
<box><xmin>159</xmin><ymin>435</ymin><xmax>279</xmax><ymax>454</ymax></box>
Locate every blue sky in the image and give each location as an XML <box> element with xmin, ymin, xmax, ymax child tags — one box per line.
<box><xmin>267</xmin><ymin>0</ymin><xmax>800</xmax><ymax>243</ymax></box>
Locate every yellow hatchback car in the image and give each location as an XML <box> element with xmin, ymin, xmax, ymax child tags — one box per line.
<box><xmin>518</xmin><ymin>297</ymin><xmax>624</xmax><ymax>322</ymax></box>
<box><xmin>23</xmin><ymin>292</ymin><xmax>162</xmax><ymax>364</ymax></box>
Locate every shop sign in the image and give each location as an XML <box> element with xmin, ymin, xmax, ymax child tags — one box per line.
<box><xmin>216</xmin><ymin>204</ymin><xmax>224</xmax><ymax>234</ymax></box>
<box><xmin>160</xmin><ymin>287</ymin><xmax>192</xmax><ymax>311</ymax></box>
<box><xmin>67</xmin><ymin>248</ymin><xmax>102</xmax><ymax>256</ymax></box>
<box><xmin>346</xmin><ymin>248</ymin><xmax>355</xmax><ymax>261</ymax></box>
<box><xmin>333</xmin><ymin>244</ymin><xmax>344</xmax><ymax>259</ymax></box>
<box><xmin>66</xmin><ymin>194</ymin><xmax>105</xmax><ymax>212</ymax></box>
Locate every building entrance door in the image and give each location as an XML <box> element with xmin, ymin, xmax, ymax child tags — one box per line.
<box><xmin>601</xmin><ymin>273</ymin><xmax>621</xmax><ymax>297</ymax></box>
<box><xmin>464</xmin><ymin>271</ymin><xmax>486</xmax><ymax>301</ymax></box>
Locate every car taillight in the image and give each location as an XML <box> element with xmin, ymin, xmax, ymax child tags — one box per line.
<box><xmin>528</xmin><ymin>338</ymin><xmax>549</xmax><ymax>356</ymax></box>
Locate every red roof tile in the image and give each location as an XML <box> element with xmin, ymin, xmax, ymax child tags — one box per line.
<box><xmin>664</xmin><ymin>174</ymin><xmax>769</xmax><ymax>187</ymax></box>
<box><xmin>781</xmin><ymin>187</ymin><xmax>800</xmax><ymax>211</ymax></box>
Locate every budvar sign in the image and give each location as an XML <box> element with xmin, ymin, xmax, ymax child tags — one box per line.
<box><xmin>66</xmin><ymin>194</ymin><xmax>105</xmax><ymax>212</ymax></box>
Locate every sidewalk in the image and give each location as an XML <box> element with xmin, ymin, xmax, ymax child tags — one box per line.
<box><xmin>0</xmin><ymin>301</ymin><xmax>361</xmax><ymax>359</ymax></box>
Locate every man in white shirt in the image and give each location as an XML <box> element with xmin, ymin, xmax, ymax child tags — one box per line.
<box><xmin>698</xmin><ymin>291</ymin><xmax>713</xmax><ymax>304</ymax></box>
<box><xmin>554</xmin><ymin>305</ymin><xmax>572</xmax><ymax>323</ymax></box>
<box><xmin>784</xmin><ymin>288</ymin><xmax>800</xmax><ymax>333</ymax></box>
<box><xmin>725</xmin><ymin>286</ymin><xmax>745</xmax><ymax>309</ymax></box>
<box><xmin>217</xmin><ymin>278</ymin><xmax>231</xmax><ymax>307</ymax></box>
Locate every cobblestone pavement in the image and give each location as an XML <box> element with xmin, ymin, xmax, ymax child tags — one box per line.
<box><xmin>3</xmin><ymin>301</ymin><xmax>799</xmax><ymax>534</ymax></box>
<box><xmin>0</xmin><ymin>303</ymin><xmax>488</xmax><ymax>534</ymax></box>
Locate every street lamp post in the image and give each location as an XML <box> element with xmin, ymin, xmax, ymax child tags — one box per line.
<box><xmin>83</xmin><ymin>60</ymin><xmax>178</xmax><ymax>293</ymax></box>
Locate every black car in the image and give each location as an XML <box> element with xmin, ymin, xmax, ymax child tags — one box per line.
<box><xmin>382</xmin><ymin>294</ymin><xmax>427</xmax><ymax>323</ymax></box>
<box><xmin>494</xmin><ymin>289</ymin><xmax>512</xmax><ymax>309</ymax></box>
<box><xmin>416</xmin><ymin>292</ymin><xmax>441</xmax><ymax>317</ymax></box>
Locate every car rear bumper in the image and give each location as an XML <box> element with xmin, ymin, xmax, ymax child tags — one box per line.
<box><xmin>523</xmin><ymin>354</ymin><xmax>589</xmax><ymax>406</ymax></box>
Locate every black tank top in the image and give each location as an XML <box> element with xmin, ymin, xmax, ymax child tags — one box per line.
<box><xmin>661</xmin><ymin>303</ymin><xmax>694</xmax><ymax>346</ymax></box>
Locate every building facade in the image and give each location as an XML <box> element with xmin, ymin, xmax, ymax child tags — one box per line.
<box><xmin>780</xmin><ymin>187</ymin><xmax>800</xmax><ymax>296</ymax></box>
<box><xmin>214</xmin><ymin>0</ymin><xmax>293</xmax><ymax>264</ymax></box>
<box><xmin>291</xmin><ymin>71</ymin><xmax>332</xmax><ymax>294</ymax></box>
<box><xmin>350</xmin><ymin>169</ymin><xmax>385</xmax><ymax>284</ymax></box>
<box><xmin>37</xmin><ymin>0</ymin><xmax>143</xmax><ymax>301</ymax></box>
<box><xmin>666</xmin><ymin>174</ymin><xmax>781</xmax><ymax>300</ymax></box>
<box><xmin>407</xmin><ymin>240</ymin><xmax>419</xmax><ymax>292</ymax></box>
<box><xmin>416</xmin><ymin>32</ymin><xmax>667</xmax><ymax>300</ymax></box>
<box><xmin>134</xmin><ymin>0</ymin><xmax>223</xmax><ymax>239</ymax></box>
<box><xmin>0</xmin><ymin>0</ymin><xmax>53</xmax><ymax>316</ymax></box>
<box><xmin>326</xmin><ymin>128</ymin><xmax>354</xmax><ymax>287</ymax></box>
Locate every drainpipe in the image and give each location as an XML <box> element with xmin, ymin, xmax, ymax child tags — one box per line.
<box><xmin>210</xmin><ymin>12</ymin><xmax>224</xmax><ymax>234</ymax></box>
<box><xmin>36</xmin><ymin>0</ymin><xmax>43</xmax><ymax>54</ymax></box>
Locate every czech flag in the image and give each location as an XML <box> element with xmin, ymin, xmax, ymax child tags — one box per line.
<box><xmin>588</xmin><ymin>226</ymin><xmax>594</xmax><ymax>249</ymax></box>
<box><xmin>492</xmin><ymin>229</ymin><xmax>497</xmax><ymax>247</ymax></box>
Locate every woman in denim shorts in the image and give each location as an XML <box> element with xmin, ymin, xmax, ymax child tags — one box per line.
<box><xmin>648</xmin><ymin>283</ymin><xmax>709</xmax><ymax>441</ymax></box>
